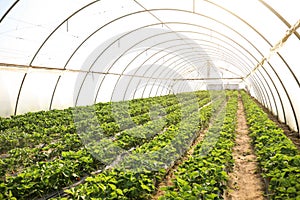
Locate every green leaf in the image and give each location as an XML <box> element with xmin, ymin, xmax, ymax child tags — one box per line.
<box><xmin>176</xmin><ymin>177</ymin><xmax>189</xmax><ymax>187</ymax></box>
<box><xmin>160</xmin><ymin>186</ymin><xmax>170</xmax><ymax>191</ymax></box>
<box><xmin>205</xmin><ymin>193</ymin><xmax>218</xmax><ymax>198</ymax></box>
<box><xmin>140</xmin><ymin>183</ymin><xmax>151</xmax><ymax>192</ymax></box>
<box><xmin>116</xmin><ymin>188</ymin><xmax>124</xmax><ymax>195</ymax></box>
<box><xmin>287</xmin><ymin>187</ymin><xmax>296</xmax><ymax>194</ymax></box>
<box><xmin>108</xmin><ymin>183</ymin><xmax>117</xmax><ymax>191</ymax></box>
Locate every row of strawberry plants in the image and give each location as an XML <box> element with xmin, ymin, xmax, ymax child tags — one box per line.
<box><xmin>110</xmin><ymin>94</ymin><xmax>219</xmax><ymax>171</ymax></box>
<box><xmin>0</xmin><ymin>94</ymin><xmax>194</xmax><ymax>175</ymax></box>
<box><xmin>0</xmin><ymin>124</ymin><xmax>76</xmax><ymax>154</ymax></box>
<box><xmin>0</xmin><ymin>92</ymin><xmax>205</xmax><ymax>177</ymax></box>
<box><xmin>75</xmin><ymin>94</ymin><xmax>207</xmax><ymax>140</ymax></box>
<box><xmin>59</xmin><ymin>97</ymin><xmax>213</xmax><ymax>199</ymax></box>
<box><xmin>0</xmin><ymin>120</ymin><xmax>169</xmax><ymax>198</ymax></box>
<box><xmin>0</xmin><ymin>107</ymin><xmax>139</xmax><ymax>154</ymax></box>
<box><xmin>0</xmin><ymin>132</ymin><xmax>82</xmax><ymax>178</ymax></box>
<box><xmin>0</xmin><ymin>91</ymin><xmax>204</xmax><ymax>138</ymax></box>
<box><xmin>0</xmin><ymin>92</ymin><xmax>210</xmax><ymax>199</ymax></box>
<box><xmin>241</xmin><ymin>91</ymin><xmax>300</xmax><ymax>199</ymax></box>
<box><xmin>0</xmin><ymin>109</ymin><xmax>74</xmax><ymax>133</ymax></box>
<box><xmin>0</xmin><ymin>91</ymin><xmax>209</xmax><ymax>173</ymax></box>
<box><xmin>75</xmin><ymin>98</ymin><xmax>202</xmax><ymax>169</ymax></box>
<box><xmin>75</xmin><ymin>92</ymin><xmax>210</xmax><ymax>145</ymax></box>
<box><xmin>52</xmin><ymin>95</ymin><xmax>223</xmax><ymax>199</ymax></box>
<box><xmin>1</xmin><ymin>96</ymin><xmax>173</xmax><ymax>175</ymax></box>
<box><xmin>158</xmin><ymin>91</ymin><xmax>238</xmax><ymax>200</ymax></box>
<box><xmin>0</xmin><ymin>94</ymin><xmax>182</xmax><ymax>154</ymax></box>
<box><xmin>0</xmin><ymin>94</ymin><xmax>175</xmax><ymax>132</ymax></box>
<box><xmin>115</xmin><ymin>98</ymin><xmax>211</xmax><ymax>150</ymax></box>
<box><xmin>72</xmin><ymin>95</ymin><xmax>208</xmax><ymax>165</ymax></box>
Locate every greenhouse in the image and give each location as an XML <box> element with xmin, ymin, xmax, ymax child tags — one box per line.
<box><xmin>0</xmin><ymin>0</ymin><xmax>299</xmax><ymax>199</ymax></box>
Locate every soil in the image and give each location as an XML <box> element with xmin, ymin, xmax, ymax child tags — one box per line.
<box><xmin>225</xmin><ymin>98</ymin><xmax>266</xmax><ymax>200</ymax></box>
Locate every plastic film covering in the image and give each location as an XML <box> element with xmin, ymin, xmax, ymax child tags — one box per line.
<box><xmin>0</xmin><ymin>0</ymin><xmax>299</xmax><ymax>134</ymax></box>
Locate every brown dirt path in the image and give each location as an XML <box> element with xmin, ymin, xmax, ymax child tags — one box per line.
<box><xmin>225</xmin><ymin>97</ymin><xmax>266</xmax><ymax>200</ymax></box>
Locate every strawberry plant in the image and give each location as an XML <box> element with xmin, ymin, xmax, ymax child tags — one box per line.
<box><xmin>0</xmin><ymin>91</ymin><xmax>215</xmax><ymax>199</ymax></box>
<box><xmin>242</xmin><ymin>91</ymin><xmax>300</xmax><ymax>199</ymax></box>
<box><xmin>52</xmin><ymin>92</ymin><xmax>217</xmax><ymax>200</ymax></box>
<box><xmin>159</xmin><ymin>91</ymin><xmax>238</xmax><ymax>199</ymax></box>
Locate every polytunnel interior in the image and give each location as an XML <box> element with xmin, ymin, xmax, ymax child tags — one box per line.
<box><xmin>0</xmin><ymin>0</ymin><xmax>299</xmax><ymax>135</ymax></box>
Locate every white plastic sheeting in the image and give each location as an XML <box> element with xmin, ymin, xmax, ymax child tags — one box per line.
<box><xmin>0</xmin><ymin>0</ymin><xmax>299</xmax><ymax>133</ymax></box>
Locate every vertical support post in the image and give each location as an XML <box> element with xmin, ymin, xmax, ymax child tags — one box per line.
<box><xmin>193</xmin><ymin>0</ymin><xmax>195</xmax><ymax>13</ymax></box>
<box><xmin>66</xmin><ymin>20</ymin><xmax>69</xmax><ymax>32</ymax></box>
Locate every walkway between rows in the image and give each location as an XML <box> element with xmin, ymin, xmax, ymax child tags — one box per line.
<box><xmin>225</xmin><ymin>97</ymin><xmax>265</xmax><ymax>200</ymax></box>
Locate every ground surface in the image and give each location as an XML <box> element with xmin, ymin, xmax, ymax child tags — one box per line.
<box><xmin>225</xmin><ymin>98</ymin><xmax>265</xmax><ymax>200</ymax></box>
